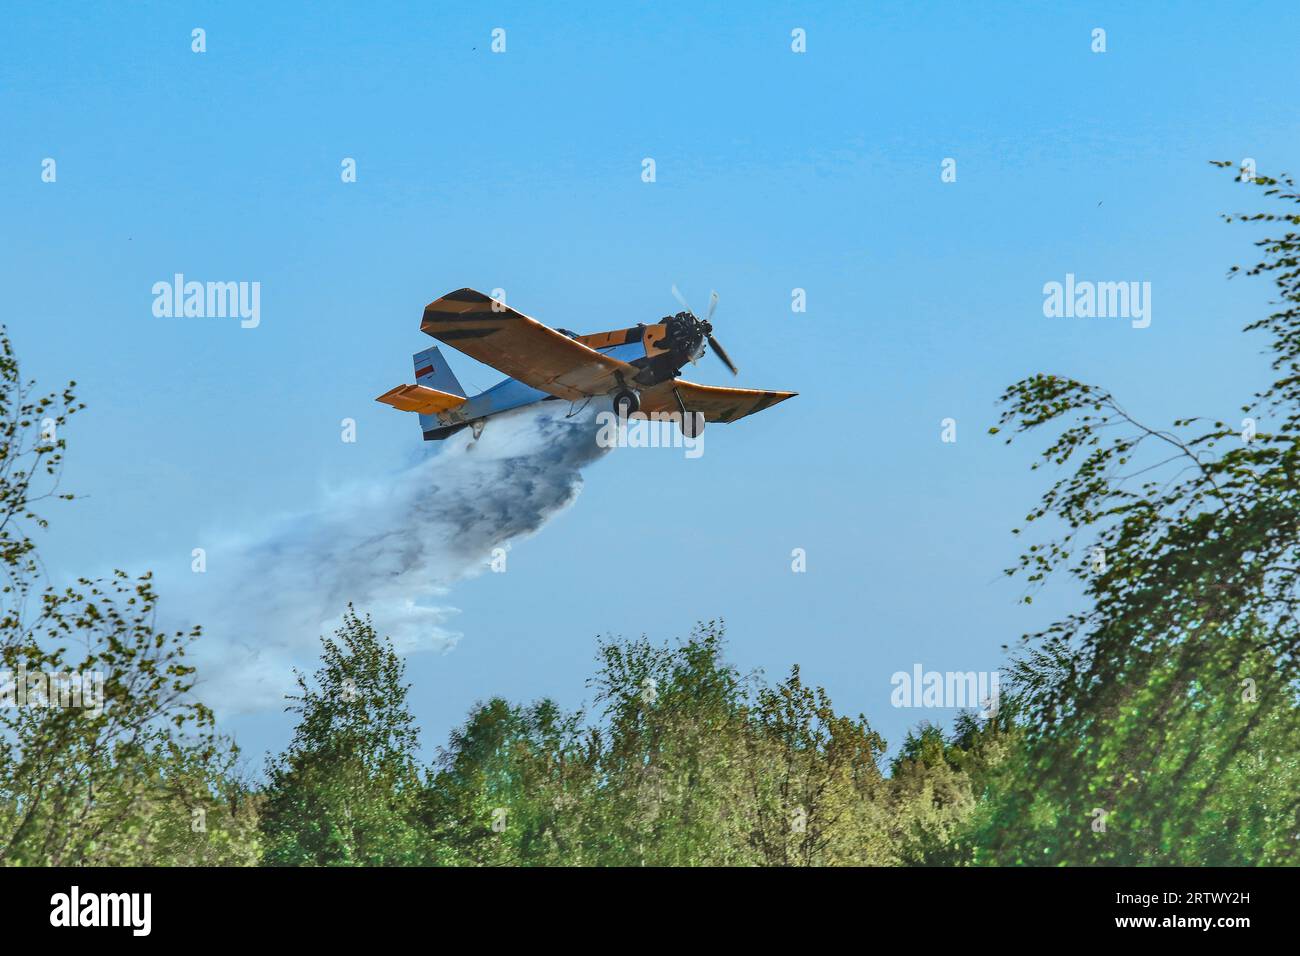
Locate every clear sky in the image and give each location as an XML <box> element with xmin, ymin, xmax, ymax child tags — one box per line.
<box><xmin>3</xmin><ymin>1</ymin><xmax>1298</xmax><ymax>766</ymax></box>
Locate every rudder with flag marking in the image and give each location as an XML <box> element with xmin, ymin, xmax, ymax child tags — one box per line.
<box><xmin>412</xmin><ymin>345</ymin><xmax>465</xmax><ymax>397</ymax></box>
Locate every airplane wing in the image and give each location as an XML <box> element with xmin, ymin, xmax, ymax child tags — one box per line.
<box><xmin>640</xmin><ymin>380</ymin><xmax>797</xmax><ymax>423</ymax></box>
<box><xmin>420</xmin><ymin>288</ymin><xmax>637</xmax><ymax>401</ymax></box>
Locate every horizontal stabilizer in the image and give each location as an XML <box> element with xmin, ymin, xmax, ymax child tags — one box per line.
<box><xmin>376</xmin><ymin>383</ymin><xmax>467</xmax><ymax>415</ymax></box>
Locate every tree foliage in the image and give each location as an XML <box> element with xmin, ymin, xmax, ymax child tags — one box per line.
<box><xmin>260</xmin><ymin>607</ymin><xmax>426</xmax><ymax>865</ymax></box>
<box><xmin>0</xmin><ymin>327</ymin><xmax>258</xmax><ymax>866</ymax></box>
<box><xmin>976</xmin><ymin>163</ymin><xmax>1300</xmax><ymax>864</ymax></box>
<box><xmin>418</xmin><ymin>623</ymin><xmax>998</xmax><ymax>866</ymax></box>
<box><xmin>9</xmin><ymin>161</ymin><xmax>1299</xmax><ymax>867</ymax></box>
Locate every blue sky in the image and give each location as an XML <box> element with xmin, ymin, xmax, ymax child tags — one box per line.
<box><xmin>3</xmin><ymin>1</ymin><xmax>1298</xmax><ymax>765</ymax></box>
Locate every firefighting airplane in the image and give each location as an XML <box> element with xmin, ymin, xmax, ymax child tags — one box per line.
<box><xmin>377</xmin><ymin>287</ymin><xmax>796</xmax><ymax>441</ymax></box>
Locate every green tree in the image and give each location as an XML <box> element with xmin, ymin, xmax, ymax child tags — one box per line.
<box><xmin>423</xmin><ymin>697</ymin><xmax>593</xmax><ymax>866</ymax></box>
<box><xmin>977</xmin><ymin>163</ymin><xmax>1300</xmax><ymax>865</ymax></box>
<box><xmin>888</xmin><ymin>711</ymin><xmax>1016</xmax><ymax>866</ymax></box>
<box><xmin>580</xmin><ymin>623</ymin><xmax>754</xmax><ymax>865</ymax></box>
<box><xmin>742</xmin><ymin>666</ymin><xmax>892</xmax><ymax>865</ymax></box>
<box><xmin>422</xmin><ymin>623</ymin><xmax>969</xmax><ymax>866</ymax></box>
<box><xmin>0</xmin><ymin>327</ymin><xmax>257</xmax><ymax>866</ymax></box>
<box><xmin>261</xmin><ymin>607</ymin><xmax>426</xmax><ymax>865</ymax></box>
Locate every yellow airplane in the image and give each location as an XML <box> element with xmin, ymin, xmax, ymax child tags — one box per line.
<box><xmin>378</xmin><ymin>288</ymin><xmax>796</xmax><ymax>440</ymax></box>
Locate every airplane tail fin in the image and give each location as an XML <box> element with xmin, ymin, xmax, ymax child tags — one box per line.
<box><xmin>412</xmin><ymin>345</ymin><xmax>465</xmax><ymax>397</ymax></box>
<box><xmin>375</xmin><ymin>345</ymin><xmax>473</xmax><ymax>440</ymax></box>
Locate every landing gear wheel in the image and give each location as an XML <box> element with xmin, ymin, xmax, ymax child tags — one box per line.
<box><xmin>613</xmin><ymin>389</ymin><xmax>640</xmax><ymax>419</ymax></box>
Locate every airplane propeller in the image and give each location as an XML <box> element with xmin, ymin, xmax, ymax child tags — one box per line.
<box><xmin>707</xmin><ymin>329</ymin><xmax>739</xmax><ymax>376</ymax></box>
<box><xmin>670</xmin><ymin>285</ymin><xmax>739</xmax><ymax>376</ymax></box>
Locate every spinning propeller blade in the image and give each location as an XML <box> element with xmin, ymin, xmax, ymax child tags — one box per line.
<box><xmin>671</xmin><ymin>284</ymin><xmax>693</xmax><ymax>314</ymax></box>
<box><xmin>707</xmin><ymin>332</ymin><xmax>739</xmax><ymax>376</ymax></box>
<box><xmin>670</xmin><ymin>284</ymin><xmax>739</xmax><ymax>375</ymax></box>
